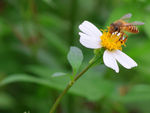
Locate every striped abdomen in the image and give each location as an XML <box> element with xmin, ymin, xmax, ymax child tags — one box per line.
<box><xmin>125</xmin><ymin>25</ymin><xmax>139</xmax><ymax>33</ymax></box>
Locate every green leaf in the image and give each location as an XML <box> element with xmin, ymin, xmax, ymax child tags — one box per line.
<box><xmin>0</xmin><ymin>66</ymin><xmax>111</xmax><ymax>101</ymax></box>
<box><xmin>67</xmin><ymin>46</ymin><xmax>83</xmax><ymax>75</ymax></box>
<box><xmin>0</xmin><ymin>74</ymin><xmax>68</xmax><ymax>91</ymax></box>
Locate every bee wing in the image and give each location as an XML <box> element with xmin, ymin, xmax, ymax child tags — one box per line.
<box><xmin>123</xmin><ymin>21</ymin><xmax>144</xmax><ymax>27</ymax></box>
<box><xmin>122</xmin><ymin>21</ymin><xmax>144</xmax><ymax>27</ymax></box>
<box><xmin>120</xmin><ymin>13</ymin><xmax>132</xmax><ymax>20</ymax></box>
<box><xmin>130</xmin><ymin>21</ymin><xmax>144</xmax><ymax>25</ymax></box>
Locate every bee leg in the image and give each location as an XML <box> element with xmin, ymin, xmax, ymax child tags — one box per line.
<box><xmin>119</xmin><ymin>32</ymin><xmax>124</xmax><ymax>41</ymax></box>
<box><xmin>123</xmin><ymin>34</ymin><xmax>128</xmax><ymax>43</ymax></box>
<box><xmin>116</xmin><ymin>29</ymin><xmax>120</xmax><ymax>35</ymax></box>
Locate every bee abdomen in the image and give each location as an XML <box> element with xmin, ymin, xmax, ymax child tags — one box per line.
<box><xmin>128</xmin><ymin>26</ymin><xmax>139</xmax><ymax>33</ymax></box>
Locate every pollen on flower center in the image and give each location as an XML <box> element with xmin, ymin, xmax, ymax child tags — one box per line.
<box><xmin>100</xmin><ymin>28</ymin><xmax>125</xmax><ymax>51</ymax></box>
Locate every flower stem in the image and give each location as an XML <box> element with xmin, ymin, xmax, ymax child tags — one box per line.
<box><xmin>49</xmin><ymin>58</ymin><xmax>98</xmax><ymax>113</ymax></box>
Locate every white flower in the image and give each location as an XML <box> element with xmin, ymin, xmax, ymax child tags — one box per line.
<box><xmin>79</xmin><ymin>21</ymin><xmax>137</xmax><ymax>73</ymax></box>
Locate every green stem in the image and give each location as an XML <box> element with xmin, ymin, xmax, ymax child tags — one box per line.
<box><xmin>49</xmin><ymin>58</ymin><xmax>98</xmax><ymax>113</ymax></box>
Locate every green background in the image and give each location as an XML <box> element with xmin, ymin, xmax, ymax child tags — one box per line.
<box><xmin>0</xmin><ymin>0</ymin><xmax>150</xmax><ymax>113</ymax></box>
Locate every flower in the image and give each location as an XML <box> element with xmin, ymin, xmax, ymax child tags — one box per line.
<box><xmin>79</xmin><ymin>21</ymin><xmax>137</xmax><ymax>73</ymax></box>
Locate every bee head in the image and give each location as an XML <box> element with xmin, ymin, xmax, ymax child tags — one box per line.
<box><xmin>110</xmin><ymin>23</ymin><xmax>119</xmax><ymax>33</ymax></box>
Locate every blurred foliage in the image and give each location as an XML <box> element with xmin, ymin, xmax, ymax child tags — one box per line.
<box><xmin>0</xmin><ymin>0</ymin><xmax>150</xmax><ymax>113</ymax></box>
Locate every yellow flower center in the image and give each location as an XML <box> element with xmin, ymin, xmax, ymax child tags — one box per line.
<box><xmin>100</xmin><ymin>28</ymin><xmax>126</xmax><ymax>51</ymax></box>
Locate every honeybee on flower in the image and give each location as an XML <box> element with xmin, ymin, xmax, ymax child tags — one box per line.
<box><xmin>109</xmin><ymin>13</ymin><xmax>144</xmax><ymax>43</ymax></box>
<box><xmin>79</xmin><ymin>20</ymin><xmax>138</xmax><ymax>73</ymax></box>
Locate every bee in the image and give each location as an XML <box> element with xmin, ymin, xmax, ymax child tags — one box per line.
<box><xmin>109</xmin><ymin>13</ymin><xmax>144</xmax><ymax>42</ymax></box>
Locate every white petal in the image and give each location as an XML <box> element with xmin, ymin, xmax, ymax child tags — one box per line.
<box><xmin>112</xmin><ymin>50</ymin><xmax>138</xmax><ymax>69</ymax></box>
<box><xmin>103</xmin><ymin>50</ymin><xmax>119</xmax><ymax>73</ymax></box>
<box><xmin>79</xmin><ymin>32</ymin><xmax>101</xmax><ymax>49</ymax></box>
<box><xmin>79</xmin><ymin>21</ymin><xmax>102</xmax><ymax>38</ymax></box>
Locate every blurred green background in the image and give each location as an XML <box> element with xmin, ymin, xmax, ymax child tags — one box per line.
<box><xmin>0</xmin><ymin>0</ymin><xmax>150</xmax><ymax>113</ymax></box>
